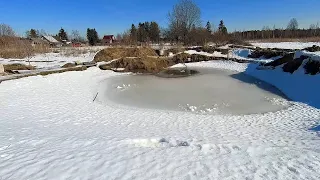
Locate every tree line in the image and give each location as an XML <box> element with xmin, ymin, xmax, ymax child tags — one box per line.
<box><xmin>231</xmin><ymin>19</ymin><xmax>320</xmax><ymax>40</ymax></box>
<box><xmin>2</xmin><ymin>0</ymin><xmax>320</xmax><ymax>46</ymax></box>
<box><xmin>128</xmin><ymin>21</ymin><xmax>160</xmax><ymax>44</ymax></box>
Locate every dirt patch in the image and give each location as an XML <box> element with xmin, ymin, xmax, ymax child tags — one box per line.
<box><xmin>93</xmin><ymin>47</ymin><xmax>158</xmax><ymax>62</ymax></box>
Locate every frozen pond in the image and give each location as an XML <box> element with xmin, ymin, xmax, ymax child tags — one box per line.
<box><xmin>102</xmin><ymin>68</ymin><xmax>289</xmax><ymax>115</ymax></box>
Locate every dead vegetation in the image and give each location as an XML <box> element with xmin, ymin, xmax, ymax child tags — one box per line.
<box><xmin>93</xmin><ymin>47</ymin><xmax>158</xmax><ymax>62</ymax></box>
<box><xmin>163</xmin><ymin>47</ymin><xmax>186</xmax><ymax>56</ymax></box>
<box><xmin>3</xmin><ymin>63</ymin><xmax>35</xmax><ymax>72</ymax></box>
<box><xmin>0</xmin><ymin>36</ymin><xmax>49</xmax><ymax>59</ymax></box>
<box><xmin>99</xmin><ymin>56</ymin><xmax>171</xmax><ymax>73</ymax></box>
<box><xmin>57</xmin><ymin>47</ymin><xmax>98</xmax><ymax>57</ymax></box>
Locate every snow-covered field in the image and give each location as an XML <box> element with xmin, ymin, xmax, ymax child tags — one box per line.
<box><xmin>0</xmin><ymin>46</ymin><xmax>104</xmax><ymax>69</ymax></box>
<box><xmin>252</xmin><ymin>42</ymin><xmax>320</xmax><ymax>49</ymax></box>
<box><xmin>1</xmin><ymin>58</ymin><xmax>320</xmax><ymax>179</ymax></box>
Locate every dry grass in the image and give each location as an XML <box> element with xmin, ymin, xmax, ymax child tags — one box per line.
<box><xmin>106</xmin><ymin>56</ymin><xmax>171</xmax><ymax>73</ymax></box>
<box><xmin>94</xmin><ymin>47</ymin><xmax>158</xmax><ymax>62</ymax></box>
<box><xmin>3</xmin><ymin>63</ymin><xmax>35</xmax><ymax>71</ymax></box>
<box><xmin>0</xmin><ymin>36</ymin><xmax>49</xmax><ymax>59</ymax></box>
<box><xmin>57</xmin><ymin>47</ymin><xmax>97</xmax><ymax>57</ymax></box>
<box><xmin>164</xmin><ymin>46</ymin><xmax>186</xmax><ymax>56</ymax></box>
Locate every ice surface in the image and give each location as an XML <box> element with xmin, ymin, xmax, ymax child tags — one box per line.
<box><xmin>103</xmin><ymin>68</ymin><xmax>288</xmax><ymax>115</ymax></box>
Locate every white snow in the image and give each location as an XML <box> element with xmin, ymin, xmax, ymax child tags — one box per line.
<box><xmin>252</xmin><ymin>42</ymin><xmax>320</xmax><ymax>49</ymax></box>
<box><xmin>1</xmin><ymin>57</ymin><xmax>320</xmax><ymax>179</ymax></box>
<box><xmin>0</xmin><ymin>47</ymin><xmax>104</xmax><ymax>69</ymax></box>
<box><xmin>184</xmin><ymin>49</ymin><xmax>275</xmax><ymax>63</ymax></box>
<box><xmin>294</xmin><ymin>50</ymin><xmax>320</xmax><ymax>61</ymax></box>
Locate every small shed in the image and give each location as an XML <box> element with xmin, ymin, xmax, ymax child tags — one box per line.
<box><xmin>30</xmin><ymin>38</ymin><xmax>49</xmax><ymax>47</ymax></box>
<box><xmin>41</xmin><ymin>36</ymin><xmax>62</xmax><ymax>47</ymax></box>
<box><xmin>102</xmin><ymin>35</ymin><xmax>115</xmax><ymax>44</ymax></box>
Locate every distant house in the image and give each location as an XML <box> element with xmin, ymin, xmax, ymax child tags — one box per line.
<box><xmin>72</xmin><ymin>42</ymin><xmax>82</xmax><ymax>47</ymax></box>
<box><xmin>102</xmin><ymin>35</ymin><xmax>115</xmax><ymax>44</ymax></box>
<box><xmin>30</xmin><ymin>38</ymin><xmax>49</xmax><ymax>47</ymax></box>
<box><xmin>41</xmin><ymin>35</ymin><xmax>62</xmax><ymax>47</ymax></box>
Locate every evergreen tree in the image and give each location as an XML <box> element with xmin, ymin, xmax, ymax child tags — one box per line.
<box><xmin>26</xmin><ymin>29</ymin><xmax>38</xmax><ymax>38</ymax></box>
<box><xmin>218</xmin><ymin>20</ymin><xmax>228</xmax><ymax>34</ymax></box>
<box><xmin>93</xmin><ymin>29</ymin><xmax>99</xmax><ymax>43</ymax></box>
<box><xmin>130</xmin><ymin>24</ymin><xmax>137</xmax><ymax>43</ymax></box>
<box><xmin>206</xmin><ymin>21</ymin><xmax>212</xmax><ymax>33</ymax></box>
<box><xmin>58</xmin><ymin>28</ymin><xmax>68</xmax><ymax>40</ymax></box>
<box><xmin>144</xmin><ymin>21</ymin><xmax>150</xmax><ymax>41</ymax></box>
<box><xmin>87</xmin><ymin>28</ymin><xmax>99</xmax><ymax>46</ymax></box>
<box><xmin>137</xmin><ymin>23</ymin><xmax>147</xmax><ymax>42</ymax></box>
<box><xmin>30</xmin><ymin>29</ymin><xmax>38</xmax><ymax>38</ymax></box>
<box><xmin>149</xmin><ymin>21</ymin><xmax>160</xmax><ymax>42</ymax></box>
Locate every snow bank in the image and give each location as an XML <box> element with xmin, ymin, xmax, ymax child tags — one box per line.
<box><xmin>252</xmin><ymin>42</ymin><xmax>320</xmax><ymax>49</ymax></box>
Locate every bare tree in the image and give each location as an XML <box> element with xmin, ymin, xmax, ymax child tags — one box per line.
<box><xmin>70</xmin><ymin>30</ymin><xmax>82</xmax><ymax>42</ymax></box>
<box><xmin>168</xmin><ymin>0</ymin><xmax>201</xmax><ymax>44</ymax></box>
<box><xmin>287</xmin><ymin>18</ymin><xmax>299</xmax><ymax>30</ymax></box>
<box><xmin>0</xmin><ymin>24</ymin><xmax>15</xmax><ymax>36</ymax></box>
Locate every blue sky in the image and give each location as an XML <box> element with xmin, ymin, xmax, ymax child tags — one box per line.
<box><xmin>0</xmin><ymin>0</ymin><xmax>319</xmax><ymax>37</ymax></box>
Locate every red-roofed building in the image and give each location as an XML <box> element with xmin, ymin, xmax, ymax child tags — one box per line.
<box><xmin>102</xmin><ymin>35</ymin><xmax>115</xmax><ymax>44</ymax></box>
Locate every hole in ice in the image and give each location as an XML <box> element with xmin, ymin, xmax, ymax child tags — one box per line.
<box><xmin>102</xmin><ymin>68</ymin><xmax>289</xmax><ymax>115</ymax></box>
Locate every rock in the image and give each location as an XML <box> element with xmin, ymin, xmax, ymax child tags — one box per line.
<box><xmin>61</xmin><ymin>63</ymin><xmax>76</xmax><ymax>68</ymax></box>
